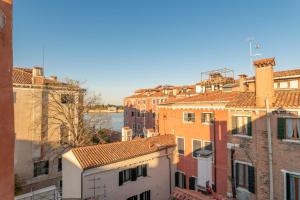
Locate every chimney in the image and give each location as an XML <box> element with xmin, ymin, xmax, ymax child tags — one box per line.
<box><xmin>238</xmin><ymin>74</ymin><xmax>248</xmax><ymax>92</ymax></box>
<box><xmin>253</xmin><ymin>58</ymin><xmax>275</xmax><ymax>108</ymax></box>
<box><xmin>32</xmin><ymin>66</ymin><xmax>44</xmax><ymax>77</ymax></box>
<box><xmin>50</xmin><ymin>75</ymin><xmax>57</xmax><ymax>82</ymax></box>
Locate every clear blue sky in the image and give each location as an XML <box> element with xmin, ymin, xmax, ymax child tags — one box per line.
<box><xmin>13</xmin><ymin>0</ymin><xmax>300</xmax><ymax>104</ymax></box>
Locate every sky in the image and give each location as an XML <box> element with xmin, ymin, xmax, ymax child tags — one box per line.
<box><xmin>13</xmin><ymin>0</ymin><xmax>300</xmax><ymax>105</ymax></box>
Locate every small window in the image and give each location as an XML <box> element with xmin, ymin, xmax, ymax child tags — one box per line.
<box><xmin>201</xmin><ymin>113</ymin><xmax>214</xmax><ymax>124</ymax></box>
<box><xmin>34</xmin><ymin>160</ymin><xmax>49</xmax><ymax>177</ymax></box>
<box><xmin>203</xmin><ymin>141</ymin><xmax>213</xmax><ymax>151</ymax></box>
<box><xmin>140</xmin><ymin>190</ymin><xmax>150</xmax><ymax>200</ymax></box>
<box><xmin>175</xmin><ymin>171</ymin><xmax>186</xmax><ymax>189</ymax></box>
<box><xmin>280</xmin><ymin>82</ymin><xmax>288</xmax><ymax>89</ymax></box>
<box><xmin>290</xmin><ymin>80</ymin><xmax>299</xmax><ymax>89</ymax></box>
<box><xmin>58</xmin><ymin>158</ymin><xmax>62</xmax><ymax>172</ymax></box>
<box><xmin>132</xmin><ymin>123</ymin><xmax>135</xmax><ymax>130</ymax></box>
<box><xmin>192</xmin><ymin>140</ymin><xmax>202</xmax><ymax>158</ymax></box>
<box><xmin>189</xmin><ymin>177</ymin><xmax>197</xmax><ymax>190</ymax></box>
<box><xmin>131</xmin><ymin>111</ymin><xmax>135</xmax><ymax>117</ymax></box>
<box><xmin>127</xmin><ymin>195</ymin><xmax>138</xmax><ymax>200</ymax></box>
<box><xmin>177</xmin><ymin>137</ymin><xmax>185</xmax><ymax>155</ymax></box>
<box><xmin>137</xmin><ymin>124</ymin><xmax>141</xmax><ymax>130</ymax></box>
<box><xmin>286</xmin><ymin>173</ymin><xmax>300</xmax><ymax>200</ymax></box>
<box><xmin>183</xmin><ymin>112</ymin><xmax>195</xmax><ymax>123</ymax></box>
<box><xmin>61</xmin><ymin>94</ymin><xmax>74</xmax><ymax>104</ymax></box>
<box><xmin>152</xmin><ymin>113</ymin><xmax>155</xmax><ymax>118</ymax></box>
<box><xmin>235</xmin><ymin>162</ymin><xmax>255</xmax><ymax>193</ymax></box>
<box><xmin>278</xmin><ymin>118</ymin><xmax>300</xmax><ymax>140</ymax></box>
<box><xmin>152</xmin><ymin>99</ymin><xmax>155</xmax><ymax>104</ymax></box>
<box><xmin>232</xmin><ymin>116</ymin><xmax>252</xmax><ymax>136</ymax></box>
<box><xmin>137</xmin><ymin>111</ymin><xmax>140</xmax><ymax>117</ymax></box>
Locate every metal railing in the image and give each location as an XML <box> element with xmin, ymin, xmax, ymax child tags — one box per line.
<box><xmin>15</xmin><ymin>186</ymin><xmax>61</xmax><ymax>200</ymax></box>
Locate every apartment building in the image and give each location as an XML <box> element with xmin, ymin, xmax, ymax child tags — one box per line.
<box><xmin>226</xmin><ymin>58</ymin><xmax>300</xmax><ymax>200</ymax></box>
<box><xmin>0</xmin><ymin>0</ymin><xmax>14</xmax><ymax>198</ymax></box>
<box><xmin>123</xmin><ymin>85</ymin><xmax>196</xmax><ymax>138</ymax></box>
<box><xmin>157</xmin><ymin>71</ymin><xmax>238</xmax><ymax>198</ymax></box>
<box><xmin>13</xmin><ymin>66</ymin><xmax>82</xmax><ymax>193</ymax></box>
<box><xmin>62</xmin><ymin>135</ymin><xmax>176</xmax><ymax>200</ymax></box>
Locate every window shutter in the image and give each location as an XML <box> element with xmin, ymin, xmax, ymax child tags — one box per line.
<box><xmin>45</xmin><ymin>161</ymin><xmax>49</xmax><ymax>174</ymax></box>
<box><xmin>34</xmin><ymin>164</ymin><xmax>37</xmax><ymax>177</ymax></box>
<box><xmin>189</xmin><ymin>177</ymin><xmax>195</xmax><ymax>190</ymax></box>
<box><xmin>235</xmin><ymin>163</ymin><xmax>239</xmax><ymax>187</ymax></box>
<box><xmin>184</xmin><ymin>113</ymin><xmax>188</xmax><ymax>122</ymax></box>
<box><xmin>277</xmin><ymin>118</ymin><xmax>286</xmax><ymax>139</ymax></box>
<box><xmin>183</xmin><ymin>174</ymin><xmax>187</xmax><ymax>189</ymax></box>
<box><xmin>175</xmin><ymin>172</ymin><xmax>179</xmax><ymax>187</ymax></box>
<box><xmin>131</xmin><ymin>168</ymin><xmax>137</xmax><ymax>181</ymax></box>
<box><xmin>119</xmin><ymin>171</ymin><xmax>123</xmax><ymax>186</ymax></box>
<box><xmin>286</xmin><ymin>173</ymin><xmax>290</xmax><ymax>200</ymax></box>
<box><xmin>201</xmin><ymin>113</ymin><xmax>205</xmax><ymax>123</ymax></box>
<box><xmin>140</xmin><ymin>193</ymin><xmax>144</xmax><ymax>200</ymax></box>
<box><xmin>247</xmin><ymin>117</ymin><xmax>252</xmax><ymax>136</ymax></box>
<box><xmin>210</xmin><ymin>113</ymin><xmax>215</xmax><ymax>123</ymax></box>
<box><xmin>248</xmin><ymin>166</ymin><xmax>255</xmax><ymax>193</ymax></box>
<box><xmin>232</xmin><ymin>116</ymin><xmax>237</xmax><ymax>135</ymax></box>
<box><xmin>142</xmin><ymin>164</ymin><xmax>147</xmax><ymax>177</ymax></box>
<box><xmin>147</xmin><ymin>190</ymin><xmax>150</xmax><ymax>200</ymax></box>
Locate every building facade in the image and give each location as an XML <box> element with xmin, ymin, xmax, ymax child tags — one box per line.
<box><xmin>0</xmin><ymin>0</ymin><xmax>14</xmax><ymax>199</ymax></box>
<box><xmin>62</xmin><ymin>135</ymin><xmax>176</xmax><ymax>200</ymax></box>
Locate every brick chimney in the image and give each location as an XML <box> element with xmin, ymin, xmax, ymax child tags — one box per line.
<box><xmin>238</xmin><ymin>74</ymin><xmax>248</xmax><ymax>92</ymax></box>
<box><xmin>32</xmin><ymin>66</ymin><xmax>45</xmax><ymax>84</ymax></box>
<box><xmin>253</xmin><ymin>58</ymin><xmax>275</xmax><ymax>108</ymax></box>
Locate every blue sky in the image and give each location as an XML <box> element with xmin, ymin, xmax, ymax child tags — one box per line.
<box><xmin>14</xmin><ymin>0</ymin><xmax>300</xmax><ymax>104</ymax></box>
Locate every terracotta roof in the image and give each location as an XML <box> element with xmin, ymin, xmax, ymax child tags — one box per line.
<box><xmin>247</xmin><ymin>68</ymin><xmax>300</xmax><ymax>82</ymax></box>
<box><xmin>165</xmin><ymin>92</ymin><xmax>240</xmax><ymax>104</ymax></box>
<box><xmin>171</xmin><ymin>187</ymin><xmax>214</xmax><ymax>200</ymax></box>
<box><xmin>226</xmin><ymin>90</ymin><xmax>300</xmax><ymax>108</ymax></box>
<box><xmin>253</xmin><ymin>58</ymin><xmax>275</xmax><ymax>67</ymax></box>
<box><xmin>13</xmin><ymin>68</ymin><xmax>33</xmax><ymax>84</ymax></box>
<box><xmin>71</xmin><ymin>134</ymin><xmax>176</xmax><ymax>170</ymax></box>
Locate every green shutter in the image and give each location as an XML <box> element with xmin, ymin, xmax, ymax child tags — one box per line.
<box><xmin>277</xmin><ymin>118</ymin><xmax>286</xmax><ymax>139</ymax></box>
<box><xmin>131</xmin><ymin>168</ymin><xmax>137</xmax><ymax>181</ymax></box>
<box><xmin>142</xmin><ymin>164</ymin><xmax>147</xmax><ymax>177</ymax></box>
<box><xmin>183</xmin><ymin>174</ymin><xmax>186</xmax><ymax>189</ymax></box>
<box><xmin>201</xmin><ymin>113</ymin><xmax>205</xmax><ymax>123</ymax></box>
<box><xmin>235</xmin><ymin>163</ymin><xmax>239</xmax><ymax>187</ymax></box>
<box><xmin>210</xmin><ymin>113</ymin><xmax>215</xmax><ymax>123</ymax></box>
<box><xmin>232</xmin><ymin>116</ymin><xmax>237</xmax><ymax>135</ymax></box>
<box><xmin>286</xmin><ymin>173</ymin><xmax>290</xmax><ymax>200</ymax></box>
<box><xmin>119</xmin><ymin>171</ymin><xmax>123</xmax><ymax>186</ymax></box>
<box><xmin>248</xmin><ymin>166</ymin><xmax>255</xmax><ymax>194</ymax></box>
<box><xmin>175</xmin><ymin>172</ymin><xmax>179</xmax><ymax>187</ymax></box>
<box><xmin>247</xmin><ymin>117</ymin><xmax>252</xmax><ymax>136</ymax></box>
<box><xmin>189</xmin><ymin>177</ymin><xmax>195</xmax><ymax>190</ymax></box>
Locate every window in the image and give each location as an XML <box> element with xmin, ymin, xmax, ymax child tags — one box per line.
<box><xmin>201</xmin><ymin>113</ymin><xmax>214</xmax><ymax>124</ymax></box>
<box><xmin>175</xmin><ymin>172</ymin><xmax>186</xmax><ymax>189</ymax></box>
<box><xmin>152</xmin><ymin>99</ymin><xmax>155</xmax><ymax>104</ymax></box>
<box><xmin>152</xmin><ymin>113</ymin><xmax>155</xmax><ymax>118</ymax></box>
<box><xmin>183</xmin><ymin>112</ymin><xmax>195</xmax><ymax>123</ymax></box>
<box><xmin>274</xmin><ymin>83</ymin><xmax>278</xmax><ymax>89</ymax></box>
<box><xmin>61</xmin><ymin>94</ymin><xmax>74</xmax><ymax>104</ymax></box>
<box><xmin>137</xmin><ymin>111</ymin><xmax>140</xmax><ymax>117</ymax></box>
<box><xmin>278</xmin><ymin>118</ymin><xmax>300</xmax><ymax>140</ymax></box>
<box><xmin>119</xmin><ymin>164</ymin><xmax>147</xmax><ymax>186</ymax></box>
<box><xmin>127</xmin><ymin>195</ymin><xmax>138</xmax><ymax>200</ymax></box>
<box><xmin>235</xmin><ymin>162</ymin><xmax>255</xmax><ymax>193</ymax></box>
<box><xmin>131</xmin><ymin>111</ymin><xmax>135</xmax><ymax>117</ymax></box>
<box><xmin>58</xmin><ymin>158</ymin><xmax>62</xmax><ymax>172</ymax></box>
<box><xmin>177</xmin><ymin>137</ymin><xmax>185</xmax><ymax>155</ymax></box>
<box><xmin>290</xmin><ymin>80</ymin><xmax>299</xmax><ymax>89</ymax></box>
<box><xmin>189</xmin><ymin>177</ymin><xmax>197</xmax><ymax>190</ymax></box>
<box><xmin>140</xmin><ymin>190</ymin><xmax>150</xmax><ymax>200</ymax></box>
<box><xmin>34</xmin><ymin>160</ymin><xmax>49</xmax><ymax>177</ymax></box>
<box><xmin>232</xmin><ymin>116</ymin><xmax>252</xmax><ymax>136</ymax></box>
<box><xmin>60</xmin><ymin>123</ymin><xmax>69</xmax><ymax>145</ymax></box>
<box><xmin>286</xmin><ymin>173</ymin><xmax>300</xmax><ymax>200</ymax></box>
<box><xmin>203</xmin><ymin>141</ymin><xmax>213</xmax><ymax>151</ymax></box>
<box><xmin>132</xmin><ymin>123</ymin><xmax>136</xmax><ymax>130</ymax></box>
<box><xmin>280</xmin><ymin>82</ymin><xmax>288</xmax><ymax>89</ymax></box>
<box><xmin>137</xmin><ymin>124</ymin><xmax>141</xmax><ymax>130</ymax></box>
<box><xmin>192</xmin><ymin>140</ymin><xmax>202</xmax><ymax>158</ymax></box>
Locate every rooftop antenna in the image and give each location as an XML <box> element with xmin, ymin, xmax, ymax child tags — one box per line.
<box><xmin>247</xmin><ymin>37</ymin><xmax>262</xmax><ymax>74</ymax></box>
<box><xmin>42</xmin><ymin>46</ymin><xmax>45</xmax><ymax>67</ymax></box>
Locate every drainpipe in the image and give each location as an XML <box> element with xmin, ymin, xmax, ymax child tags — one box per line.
<box><xmin>212</xmin><ymin>112</ymin><xmax>217</xmax><ymax>192</ymax></box>
<box><xmin>166</xmin><ymin>148</ymin><xmax>172</xmax><ymax>194</ymax></box>
<box><xmin>231</xmin><ymin>149</ymin><xmax>236</xmax><ymax>198</ymax></box>
<box><xmin>81</xmin><ymin>170</ymin><xmax>84</xmax><ymax>200</ymax></box>
<box><xmin>266</xmin><ymin>98</ymin><xmax>274</xmax><ymax>200</ymax></box>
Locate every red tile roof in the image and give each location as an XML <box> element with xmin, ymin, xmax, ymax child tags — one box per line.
<box><xmin>13</xmin><ymin>68</ymin><xmax>33</xmax><ymax>84</ymax></box>
<box><xmin>71</xmin><ymin>134</ymin><xmax>176</xmax><ymax>170</ymax></box>
<box><xmin>226</xmin><ymin>90</ymin><xmax>300</xmax><ymax>108</ymax></box>
<box><xmin>247</xmin><ymin>68</ymin><xmax>300</xmax><ymax>81</ymax></box>
<box><xmin>165</xmin><ymin>91</ymin><xmax>240</xmax><ymax>104</ymax></box>
<box><xmin>171</xmin><ymin>187</ymin><xmax>215</xmax><ymax>200</ymax></box>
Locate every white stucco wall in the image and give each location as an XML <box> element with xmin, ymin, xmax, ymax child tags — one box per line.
<box><xmin>62</xmin><ymin>150</ymin><xmax>82</xmax><ymax>199</ymax></box>
<box><xmin>63</xmin><ymin>147</ymin><xmax>175</xmax><ymax>200</ymax></box>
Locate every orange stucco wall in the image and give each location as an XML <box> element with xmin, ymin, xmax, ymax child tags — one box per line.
<box><xmin>0</xmin><ymin>0</ymin><xmax>14</xmax><ymax>199</ymax></box>
<box><xmin>158</xmin><ymin>106</ymin><xmax>228</xmax><ymax>196</ymax></box>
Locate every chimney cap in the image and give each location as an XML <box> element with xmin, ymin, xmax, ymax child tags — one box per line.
<box><xmin>238</xmin><ymin>74</ymin><xmax>248</xmax><ymax>78</ymax></box>
<box><xmin>253</xmin><ymin>58</ymin><xmax>276</xmax><ymax>67</ymax></box>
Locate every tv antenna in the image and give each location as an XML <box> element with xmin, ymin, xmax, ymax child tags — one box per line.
<box><xmin>247</xmin><ymin>37</ymin><xmax>262</xmax><ymax>73</ymax></box>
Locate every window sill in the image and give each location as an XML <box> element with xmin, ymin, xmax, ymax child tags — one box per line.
<box><xmin>282</xmin><ymin>139</ymin><xmax>300</xmax><ymax>144</ymax></box>
<box><xmin>201</xmin><ymin>122</ymin><xmax>212</xmax><ymax>125</ymax></box>
<box><xmin>233</xmin><ymin>134</ymin><xmax>252</xmax><ymax>139</ymax></box>
<box><xmin>236</xmin><ymin>187</ymin><xmax>250</xmax><ymax>194</ymax></box>
<box><xmin>183</xmin><ymin>121</ymin><xmax>195</xmax><ymax>124</ymax></box>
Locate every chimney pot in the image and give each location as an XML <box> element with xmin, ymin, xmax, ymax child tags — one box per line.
<box><xmin>32</xmin><ymin>66</ymin><xmax>44</xmax><ymax>77</ymax></box>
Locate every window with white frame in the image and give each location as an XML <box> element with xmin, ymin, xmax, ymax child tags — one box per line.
<box><xmin>232</xmin><ymin>116</ymin><xmax>252</xmax><ymax>136</ymax></box>
<box><xmin>201</xmin><ymin>112</ymin><xmax>214</xmax><ymax>124</ymax></box>
<box><xmin>175</xmin><ymin>171</ymin><xmax>186</xmax><ymax>189</ymax></box>
<box><xmin>235</xmin><ymin>162</ymin><xmax>255</xmax><ymax>193</ymax></box>
<box><xmin>183</xmin><ymin>112</ymin><xmax>195</xmax><ymax>123</ymax></box>
<box><xmin>278</xmin><ymin>118</ymin><xmax>300</xmax><ymax>140</ymax></box>
<box><xmin>34</xmin><ymin>160</ymin><xmax>49</xmax><ymax>177</ymax></box>
<box><xmin>177</xmin><ymin>137</ymin><xmax>185</xmax><ymax>155</ymax></box>
<box><xmin>290</xmin><ymin>80</ymin><xmax>299</xmax><ymax>89</ymax></box>
<box><xmin>285</xmin><ymin>172</ymin><xmax>300</xmax><ymax>200</ymax></box>
<box><xmin>189</xmin><ymin>176</ymin><xmax>197</xmax><ymax>190</ymax></box>
<box><xmin>280</xmin><ymin>82</ymin><xmax>288</xmax><ymax>89</ymax></box>
<box><xmin>139</xmin><ymin>190</ymin><xmax>151</xmax><ymax>200</ymax></box>
<box><xmin>192</xmin><ymin>140</ymin><xmax>202</xmax><ymax>157</ymax></box>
